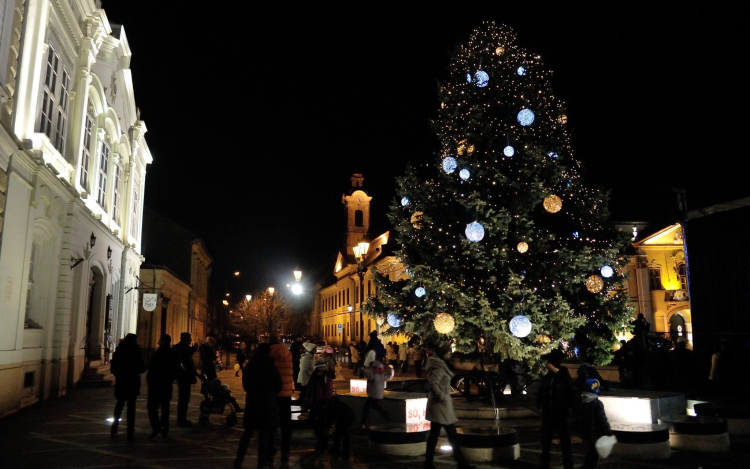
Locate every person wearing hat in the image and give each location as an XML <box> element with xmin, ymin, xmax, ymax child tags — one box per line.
<box><xmin>538</xmin><ymin>348</ymin><xmax>574</xmax><ymax>469</ymax></box>
<box><xmin>424</xmin><ymin>341</ymin><xmax>472</xmax><ymax>469</ymax></box>
<box><xmin>297</xmin><ymin>341</ymin><xmax>317</xmax><ymax>406</ymax></box>
<box><xmin>146</xmin><ymin>334</ymin><xmax>179</xmax><ymax>439</ymax></box>
<box><xmin>305</xmin><ymin>358</ymin><xmax>335</xmax><ymax>452</ymax></box>
<box><xmin>576</xmin><ymin>378</ymin><xmax>612</xmax><ymax>469</ymax></box>
<box><xmin>268</xmin><ymin>333</ymin><xmax>294</xmax><ymax>461</ymax></box>
<box><xmin>323</xmin><ymin>346</ymin><xmax>337</xmax><ymax>379</ymax></box>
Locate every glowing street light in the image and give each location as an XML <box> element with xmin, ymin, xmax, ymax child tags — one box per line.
<box><xmin>245</xmin><ymin>294</ymin><xmax>252</xmax><ymax>303</ymax></box>
<box><xmin>268</xmin><ymin>287</ymin><xmax>275</xmax><ymax>295</ymax></box>
<box><xmin>222</xmin><ymin>300</ymin><xmax>229</xmax><ymax>306</ymax></box>
<box><xmin>292</xmin><ymin>283</ymin><xmax>303</xmax><ymax>295</ymax></box>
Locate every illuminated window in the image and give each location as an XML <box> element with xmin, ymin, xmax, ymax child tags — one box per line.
<box><xmin>54</xmin><ymin>68</ymin><xmax>70</xmax><ymax>154</ymax></box>
<box><xmin>649</xmin><ymin>268</ymin><xmax>662</xmax><ymax>291</ymax></box>
<box><xmin>39</xmin><ymin>46</ymin><xmax>59</xmax><ymax>138</ymax></box>
<box><xmin>677</xmin><ymin>263</ymin><xmax>687</xmax><ymax>290</ymax></box>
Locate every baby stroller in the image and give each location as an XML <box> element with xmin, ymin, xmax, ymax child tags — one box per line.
<box><xmin>198</xmin><ymin>374</ymin><xmax>240</xmax><ymax>427</ymax></box>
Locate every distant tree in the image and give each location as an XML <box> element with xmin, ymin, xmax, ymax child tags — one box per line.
<box><xmin>228</xmin><ymin>290</ymin><xmax>288</xmax><ymax>338</ymax></box>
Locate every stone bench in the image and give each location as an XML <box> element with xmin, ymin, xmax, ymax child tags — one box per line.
<box><xmin>658</xmin><ymin>415</ymin><xmax>730</xmax><ymax>453</ymax></box>
<box><xmin>455</xmin><ymin>425</ymin><xmax>520</xmax><ymax>463</ymax></box>
<box><xmin>693</xmin><ymin>402</ymin><xmax>750</xmax><ymax>436</ymax></box>
<box><xmin>368</xmin><ymin>423</ymin><xmax>431</xmax><ymax>456</ymax></box>
<box><xmin>610</xmin><ymin>423</ymin><xmax>671</xmax><ymax>460</ymax></box>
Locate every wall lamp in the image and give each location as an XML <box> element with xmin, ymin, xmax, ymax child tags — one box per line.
<box><xmin>69</xmin><ymin>232</ymin><xmax>97</xmax><ymax>269</ymax></box>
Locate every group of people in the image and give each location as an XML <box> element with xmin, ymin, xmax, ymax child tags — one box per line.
<box><xmin>348</xmin><ymin>338</ymin><xmax>425</xmax><ymax>378</ymax></box>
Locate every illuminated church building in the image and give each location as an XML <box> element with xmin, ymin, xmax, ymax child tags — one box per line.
<box><xmin>310</xmin><ymin>173</ymin><xmax>406</xmax><ymax>347</ymax></box>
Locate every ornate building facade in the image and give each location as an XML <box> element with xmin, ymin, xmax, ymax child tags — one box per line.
<box><xmin>0</xmin><ymin>0</ymin><xmax>151</xmax><ymax>417</ymax></box>
<box><xmin>310</xmin><ymin>173</ymin><xmax>406</xmax><ymax>348</ymax></box>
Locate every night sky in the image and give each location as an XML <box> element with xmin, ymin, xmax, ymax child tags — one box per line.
<box><xmin>103</xmin><ymin>2</ymin><xmax>750</xmax><ymax>299</ymax></box>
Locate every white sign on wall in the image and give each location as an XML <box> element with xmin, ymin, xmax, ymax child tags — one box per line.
<box><xmin>350</xmin><ymin>379</ymin><xmax>367</xmax><ymax>394</ymax></box>
<box><xmin>337</xmin><ymin>323</ymin><xmax>343</xmax><ymax>333</ymax></box>
<box><xmin>143</xmin><ymin>293</ymin><xmax>158</xmax><ymax>312</ymax></box>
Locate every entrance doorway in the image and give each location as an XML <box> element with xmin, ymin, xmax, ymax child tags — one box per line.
<box><xmin>86</xmin><ymin>267</ymin><xmax>105</xmax><ymax>362</ymax></box>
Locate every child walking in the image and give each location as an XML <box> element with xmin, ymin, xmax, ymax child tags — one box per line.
<box><xmin>577</xmin><ymin>378</ymin><xmax>612</xmax><ymax>469</ymax></box>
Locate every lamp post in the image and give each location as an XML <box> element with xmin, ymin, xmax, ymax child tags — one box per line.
<box><xmin>353</xmin><ymin>239</ymin><xmax>369</xmax><ymax>342</ymax></box>
<box><xmin>292</xmin><ymin>270</ymin><xmax>302</xmax><ymax>335</ymax></box>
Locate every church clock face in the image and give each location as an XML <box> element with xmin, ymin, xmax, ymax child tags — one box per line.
<box><xmin>356</xmin><ymin>196</ymin><xmax>362</xmax><ymax>203</ymax></box>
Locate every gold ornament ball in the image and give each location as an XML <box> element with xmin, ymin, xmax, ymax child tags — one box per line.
<box><xmin>467</xmin><ymin>144</ymin><xmax>475</xmax><ymax>155</ymax></box>
<box><xmin>558</xmin><ymin>114</ymin><xmax>568</xmax><ymax>124</ymax></box>
<box><xmin>441</xmin><ymin>102</ymin><xmax>446</xmax><ymax>109</ymax></box>
<box><xmin>495</xmin><ymin>46</ymin><xmax>505</xmax><ymax>56</ymax></box>
<box><xmin>517</xmin><ymin>242</ymin><xmax>529</xmax><ymax>254</ymax></box>
<box><xmin>586</xmin><ymin>275</ymin><xmax>604</xmax><ymax>293</ymax></box>
<box><xmin>457</xmin><ymin>139</ymin><xmax>467</xmax><ymax>156</ymax></box>
<box><xmin>434</xmin><ymin>313</ymin><xmax>455</xmax><ymax>334</ymax></box>
<box><xmin>411</xmin><ymin>211</ymin><xmax>424</xmax><ymax>229</ymax></box>
<box><xmin>543</xmin><ymin>195</ymin><xmax>563</xmax><ymax>213</ymax></box>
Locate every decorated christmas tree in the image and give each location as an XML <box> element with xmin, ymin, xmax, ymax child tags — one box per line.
<box><xmin>365</xmin><ymin>22</ymin><xmax>633</xmax><ymax>373</ymax></box>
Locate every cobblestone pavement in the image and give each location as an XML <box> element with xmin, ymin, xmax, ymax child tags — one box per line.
<box><xmin>0</xmin><ymin>366</ymin><xmax>748</xmax><ymax>469</ymax></box>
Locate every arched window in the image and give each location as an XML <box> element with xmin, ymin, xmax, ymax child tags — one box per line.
<box><xmin>355</xmin><ymin>210</ymin><xmax>363</xmax><ymax>227</ymax></box>
<box><xmin>97</xmin><ymin>138</ymin><xmax>110</xmax><ymax>208</ymax></box>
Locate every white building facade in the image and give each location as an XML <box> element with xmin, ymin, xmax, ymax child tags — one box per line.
<box><xmin>0</xmin><ymin>0</ymin><xmax>151</xmax><ymax>417</ymax></box>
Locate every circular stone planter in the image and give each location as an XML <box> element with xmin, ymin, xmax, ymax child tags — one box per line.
<box><xmin>694</xmin><ymin>402</ymin><xmax>750</xmax><ymax>436</ymax></box>
<box><xmin>455</xmin><ymin>425</ymin><xmax>520</xmax><ymax>462</ymax></box>
<box><xmin>610</xmin><ymin>423</ymin><xmax>671</xmax><ymax>460</ymax></box>
<box><xmin>658</xmin><ymin>415</ymin><xmax>730</xmax><ymax>453</ymax></box>
<box><xmin>368</xmin><ymin>423</ymin><xmax>430</xmax><ymax>456</ymax></box>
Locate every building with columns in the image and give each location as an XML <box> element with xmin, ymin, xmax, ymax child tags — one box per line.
<box><xmin>310</xmin><ymin>173</ymin><xmax>407</xmax><ymax>348</ymax></box>
<box><xmin>0</xmin><ymin>0</ymin><xmax>151</xmax><ymax>417</ymax></box>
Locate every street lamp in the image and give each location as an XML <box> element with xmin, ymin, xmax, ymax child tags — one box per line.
<box><xmin>245</xmin><ymin>294</ymin><xmax>252</xmax><ymax>303</ymax></box>
<box><xmin>268</xmin><ymin>287</ymin><xmax>275</xmax><ymax>295</ymax></box>
<box><xmin>353</xmin><ymin>239</ymin><xmax>370</xmax><ymax>341</ymax></box>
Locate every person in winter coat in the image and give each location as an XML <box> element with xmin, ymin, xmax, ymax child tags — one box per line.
<box><xmin>412</xmin><ymin>344</ymin><xmax>425</xmax><ymax>378</ymax></box>
<box><xmin>385</xmin><ymin>342</ymin><xmax>396</xmax><ymax>367</ymax></box>
<box><xmin>305</xmin><ymin>358</ymin><xmax>335</xmax><ymax>451</ymax></box>
<box><xmin>199</xmin><ymin>336</ymin><xmax>217</xmax><ymax>393</ymax></box>
<box><xmin>269</xmin><ymin>333</ymin><xmax>294</xmax><ymax>461</ymax></box>
<box><xmin>323</xmin><ymin>346</ymin><xmax>337</xmax><ymax>379</ymax></box>
<box><xmin>173</xmin><ymin>332</ymin><xmax>198</xmax><ymax>426</ymax></box>
<box><xmin>576</xmin><ymin>379</ymin><xmax>612</xmax><ymax>469</ymax></box>
<box><xmin>146</xmin><ymin>334</ymin><xmax>179</xmax><ymax>439</ymax></box>
<box><xmin>235</xmin><ymin>342</ymin><xmax>247</xmax><ymax>377</ymax></box>
<box><xmin>234</xmin><ymin>343</ymin><xmax>282</xmax><ymax>469</ymax></box>
<box><xmin>297</xmin><ymin>342</ymin><xmax>317</xmax><ymax>406</ymax></box>
<box><xmin>398</xmin><ymin>342</ymin><xmax>408</xmax><ymax>374</ymax></box>
<box><xmin>359</xmin><ymin>342</ymin><xmax>394</xmax><ymax>430</ymax></box>
<box><xmin>538</xmin><ymin>349</ymin><xmax>574</xmax><ymax>469</ymax></box>
<box><xmin>289</xmin><ymin>336</ymin><xmax>305</xmax><ymax>390</ymax></box>
<box><xmin>350</xmin><ymin>342</ymin><xmax>360</xmax><ymax>374</ymax></box>
<box><xmin>110</xmin><ymin>333</ymin><xmax>147</xmax><ymax>440</ymax></box>
<box><xmin>424</xmin><ymin>342</ymin><xmax>471</xmax><ymax>469</ymax></box>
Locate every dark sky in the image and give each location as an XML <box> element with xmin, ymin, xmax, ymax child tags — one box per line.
<box><xmin>103</xmin><ymin>2</ymin><xmax>750</xmax><ymax>298</ymax></box>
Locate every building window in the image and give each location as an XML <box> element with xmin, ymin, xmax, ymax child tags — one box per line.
<box><xmin>39</xmin><ymin>46</ymin><xmax>59</xmax><ymax>138</ymax></box>
<box><xmin>649</xmin><ymin>268</ymin><xmax>662</xmax><ymax>291</ymax></box>
<box><xmin>24</xmin><ymin>243</ymin><xmax>39</xmax><ymax>329</ymax></box>
<box><xmin>677</xmin><ymin>263</ymin><xmax>687</xmax><ymax>290</ymax></box>
<box><xmin>112</xmin><ymin>165</ymin><xmax>121</xmax><ymax>224</ymax></box>
<box><xmin>80</xmin><ymin>113</ymin><xmax>94</xmax><ymax>189</ymax></box>
<box><xmin>346</xmin><ymin>289</ymin><xmax>350</xmax><ymax>304</ymax></box>
<box><xmin>97</xmin><ymin>141</ymin><xmax>109</xmax><ymax>208</ymax></box>
<box><xmin>131</xmin><ymin>174</ymin><xmax>141</xmax><ymax>237</ymax></box>
<box><xmin>355</xmin><ymin>210</ymin><xmax>364</xmax><ymax>227</ymax></box>
<box><xmin>24</xmin><ymin>372</ymin><xmax>35</xmax><ymax>388</ymax></box>
<box><xmin>53</xmin><ymin>68</ymin><xmax>70</xmax><ymax>154</ymax></box>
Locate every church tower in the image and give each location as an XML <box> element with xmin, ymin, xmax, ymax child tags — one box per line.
<box><xmin>342</xmin><ymin>172</ymin><xmax>372</xmax><ymax>256</ymax></box>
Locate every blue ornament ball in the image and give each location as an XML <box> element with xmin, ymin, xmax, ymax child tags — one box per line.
<box><xmin>442</xmin><ymin>157</ymin><xmax>457</xmax><ymax>174</ymax></box>
<box><xmin>517</xmin><ymin>66</ymin><xmax>526</xmax><ymax>76</ymax></box>
<box><xmin>387</xmin><ymin>314</ymin><xmax>401</xmax><ymax>328</ymax></box>
<box><xmin>548</xmin><ymin>152</ymin><xmax>559</xmax><ymax>159</ymax></box>
<box><xmin>465</xmin><ymin>222</ymin><xmax>485</xmax><ymax>242</ymax></box>
<box><xmin>601</xmin><ymin>266</ymin><xmax>614</xmax><ymax>278</ymax></box>
<box><xmin>474</xmin><ymin>71</ymin><xmax>489</xmax><ymax>87</ymax></box>
<box><xmin>466</xmin><ymin>73</ymin><xmax>472</xmax><ymax>83</ymax></box>
<box><xmin>517</xmin><ymin>109</ymin><xmax>535</xmax><ymax>126</ymax></box>
<box><xmin>573</xmin><ymin>231</ymin><xmax>580</xmax><ymax>239</ymax></box>
<box><xmin>415</xmin><ymin>287</ymin><xmax>426</xmax><ymax>298</ymax></box>
<box><xmin>459</xmin><ymin>169</ymin><xmax>470</xmax><ymax>181</ymax></box>
<box><xmin>401</xmin><ymin>197</ymin><xmax>410</xmax><ymax>207</ymax></box>
<box><xmin>503</xmin><ymin>146</ymin><xmax>515</xmax><ymax>157</ymax></box>
<box><xmin>509</xmin><ymin>315</ymin><xmax>532</xmax><ymax>338</ymax></box>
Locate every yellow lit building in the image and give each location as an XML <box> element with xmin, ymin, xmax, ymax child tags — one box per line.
<box><xmin>621</xmin><ymin>223</ymin><xmax>692</xmax><ymax>343</ymax></box>
<box><xmin>310</xmin><ymin>173</ymin><xmax>407</xmax><ymax>348</ymax></box>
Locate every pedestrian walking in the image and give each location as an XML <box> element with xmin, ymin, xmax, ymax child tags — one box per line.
<box><xmin>306</xmin><ymin>358</ymin><xmax>334</xmax><ymax>452</ymax></box>
<box><xmin>398</xmin><ymin>341</ymin><xmax>408</xmax><ymax>375</ymax></box>
<box><xmin>173</xmin><ymin>332</ymin><xmax>198</xmax><ymax>426</ymax></box>
<box><xmin>576</xmin><ymin>378</ymin><xmax>612</xmax><ymax>469</ymax></box>
<box><xmin>359</xmin><ymin>337</ymin><xmax>393</xmax><ymax>430</ymax></box>
<box><xmin>424</xmin><ymin>341</ymin><xmax>472</xmax><ymax>469</ymax></box>
<box><xmin>234</xmin><ymin>343</ymin><xmax>282</xmax><ymax>469</ymax></box>
<box><xmin>538</xmin><ymin>349</ymin><xmax>574</xmax><ymax>469</ymax></box>
<box><xmin>146</xmin><ymin>334</ymin><xmax>179</xmax><ymax>439</ymax></box>
<box><xmin>110</xmin><ymin>333</ymin><xmax>147</xmax><ymax>440</ymax></box>
<box><xmin>350</xmin><ymin>342</ymin><xmax>360</xmax><ymax>374</ymax></box>
<box><xmin>323</xmin><ymin>346</ymin><xmax>336</xmax><ymax>379</ymax></box>
<box><xmin>235</xmin><ymin>342</ymin><xmax>247</xmax><ymax>377</ymax></box>
<box><xmin>269</xmin><ymin>333</ymin><xmax>294</xmax><ymax>462</ymax></box>
<box><xmin>297</xmin><ymin>341</ymin><xmax>316</xmax><ymax>407</ymax></box>
<box><xmin>290</xmin><ymin>336</ymin><xmax>305</xmax><ymax>390</ymax></box>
